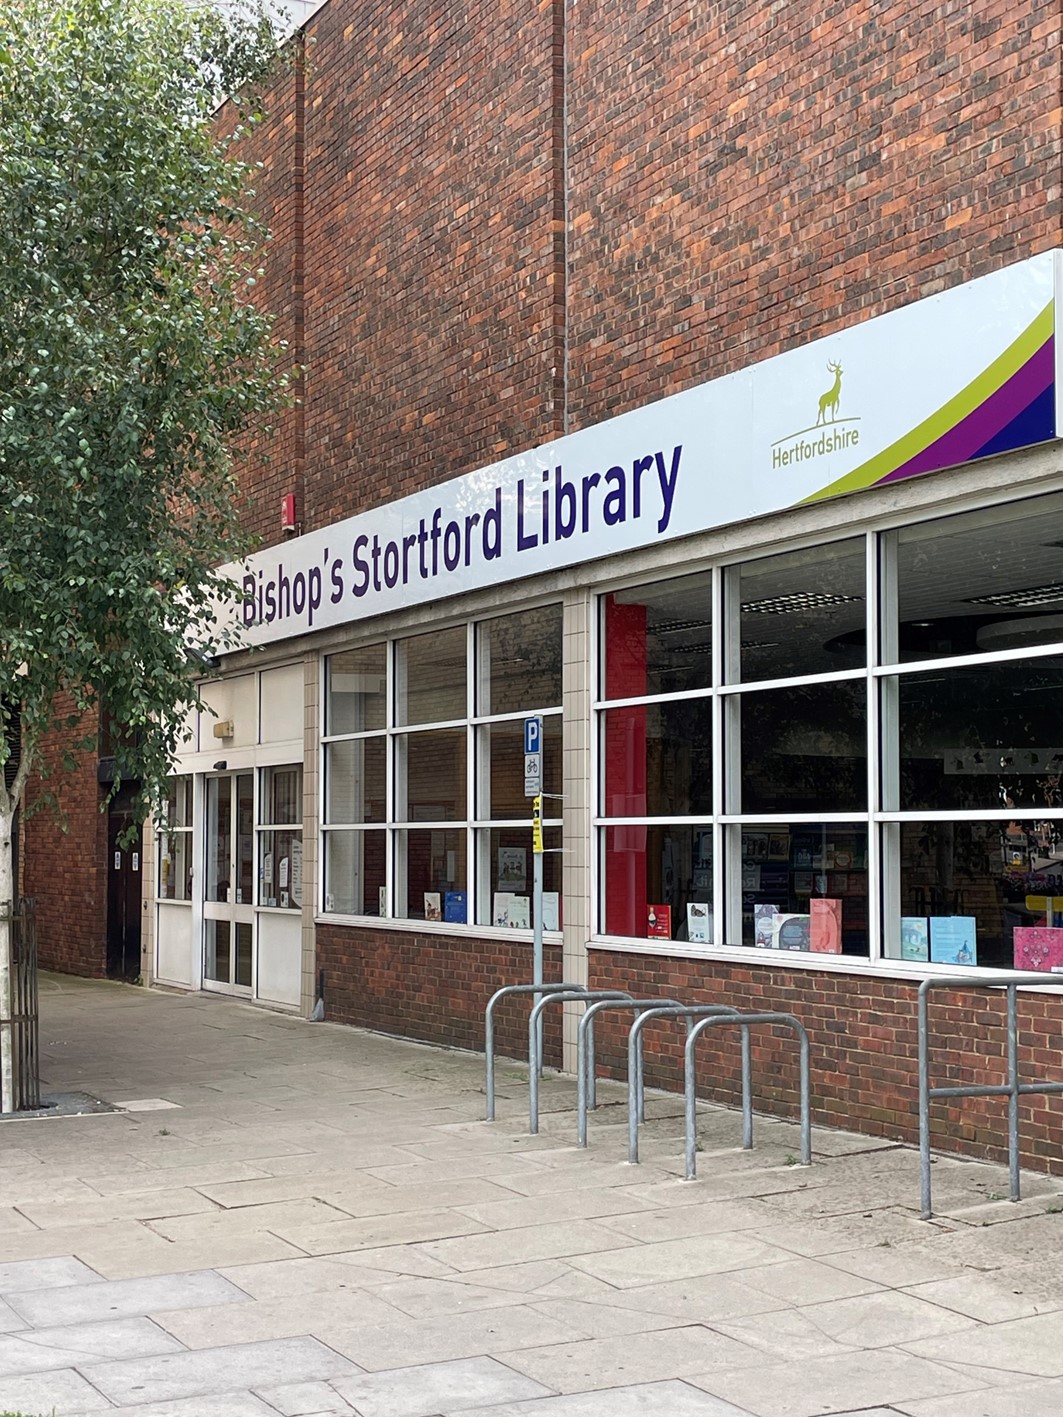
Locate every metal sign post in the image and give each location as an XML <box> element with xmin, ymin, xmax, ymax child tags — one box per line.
<box><xmin>525</xmin><ymin>717</ymin><xmax>544</xmax><ymax>1072</ymax></box>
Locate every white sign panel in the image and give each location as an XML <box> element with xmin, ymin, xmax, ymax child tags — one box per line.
<box><xmin>218</xmin><ymin>253</ymin><xmax>1060</xmax><ymax>649</ymax></box>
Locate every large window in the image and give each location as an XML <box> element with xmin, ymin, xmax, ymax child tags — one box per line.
<box><xmin>596</xmin><ymin>490</ymin><xmax>1063</xmax><ymax>973</ymax></box>
<box><xmin>322</xmin><ymin>605</ymin><xmax>563</xmax><ymax>930</ymax></box>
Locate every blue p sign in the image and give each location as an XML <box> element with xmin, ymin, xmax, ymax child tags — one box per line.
<box><xmin>524</xmin><ymin>716</ymin><xmax>542</xmax><ymax>754</ymax></box>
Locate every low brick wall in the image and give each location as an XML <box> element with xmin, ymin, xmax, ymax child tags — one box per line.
<box><xmin>317</xmin><ymin>924</ymin><xmax>565</xmax><ymax>1070</ymax></box>
<box><xmin>589</xmin><ymin>950</ymin><xmax>1063</xmax><ymax>1174</ymax></box>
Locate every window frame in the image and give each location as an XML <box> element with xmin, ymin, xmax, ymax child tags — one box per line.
<box><xmin>592</xmin><ymin>488</ymin><xmax>1063</xmax><ymax>980</ymax></box>
<box><xmin>319</xmin><ymin>604</ymin><xmax>564</xmax><ymax>934</ymax></box>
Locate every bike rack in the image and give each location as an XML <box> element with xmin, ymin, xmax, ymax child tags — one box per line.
<box><xmin>527</xmin><ymin>990</ymin><xmax>633</xmax><ymax>1134</ymax></box>
<box><xmin>574</xmin><ymin>997</ymin><xmax>685</xmax><ymax>1148</ymax></box>
<box><xmin>918</xmin><ymin>974</ymin><xmax>1063</xmax><ymax>1219</ymax></box>
<box><xmin>626</xmin><ymin>1004</ymin><xmax>748</xmax><ymax>1164</ymax></box>
<box><xmin>685</xmin><ymin>1012</ymin><xmax>811</xmax><ymax>1181</ymax></box>
<box><xmin>484</xmin><ymin>982</ymin><xmax>582</xmax><ymax>1121</ymax></box>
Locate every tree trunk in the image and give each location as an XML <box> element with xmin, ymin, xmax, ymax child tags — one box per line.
<box><xmin>0</xmin><ymin>800</ymin><xmax>14</xmax><ymax>1111</ymax></box>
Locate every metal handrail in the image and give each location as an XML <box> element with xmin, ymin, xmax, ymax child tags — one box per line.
<box><xmin>484</xmin><ymin>981</ymin><xmax>582</xmax><ymax>1121</ymax></box>
<box><xmin>574</xmin><ymin>998</ymin><xmax>685</xmax><ymax>1148</ymax></box>
<box><xmin>918</xmin><ymin>973</ymin><xmax>1063</xmax><ymax>1218</ymax></box>
<box><xmin>626</xmin><ymin>1004</ymin><xmax>748</xmax><ymax>1163</ymax></box>
<box><xmin>527</xmin><ymin>990</ymin><xmax>633</xmax><ymax>1134</ymax></box>
<box><xmin>685</xmin><ymin>1012</ymin><xmax>811</xmax><ymax>1181</ymax></box>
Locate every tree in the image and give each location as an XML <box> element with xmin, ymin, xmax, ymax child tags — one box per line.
<box><xmin>0</xmin><ymin>0</ymin><xmax>288</xmax><ymax>1106</ymax></box>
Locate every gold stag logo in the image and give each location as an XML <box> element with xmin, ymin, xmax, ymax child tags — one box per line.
<box><xmin>771</xmin><ymin>357</ymin><xmax>861</xmax><ymax>470</ymax></box>
<box><xmin>816</xmin><ymin>360</ymin><xmax>843</xmax><ymax>425</ymax></box>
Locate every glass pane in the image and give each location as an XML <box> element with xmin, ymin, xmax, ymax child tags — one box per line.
<box><xmin>162</xmin><ymin>777</ymin><xmax>193</xmax><ymax>829</ymax></box>
<box><xmin>602</xmin><ymin>571</ymin><xmax>712</xmax><ymax>700</ymax></box>
<box><xmin>891</xmin><ymin>819</ymin><xmax>1063</xmax><ymax>970</ymax></box>
<box><xmin>204</xmin><ymin>919</ymin><xmax>230</xmax><ymax>982</ymax></box>
<box><xmin>739</xmin><ymin>823</ymin><xmax>868</xmax><ymax>956</ymax></box>
<box><xmin>236</xmin><ymin>774</ymin><xmax>254</xmax><ymax>907</ymax></box>
<box><xmin>735</xmin><ymin>682</ymin><xmax>867</xmax><ymax>814</ymax></box>
<box><xmin>602</xmin><ymin>824</ymin><xmax>714</xmax><ymax>942</ymax></box>
<box><xmin>262</xmin><ymin>765</ymin><xmax>302</xmax><ymax>825</ymax></box>
<box><xmin>478</xmin><ymin>716</ymin><xmax>561</xmax><ymax>819</ymax></box>
<box><xmin>259</xmin><ymin>829</ymin><xmax>303</xmax><ymax>909</ymax></box>
<box><xmin>395</xmin><ymin>626</ymin><xmax>467</xmax><ymax>726</ymax></box>
<box><xmin>478</xmin><ymin>826</ymin><xmax>562</xmax><ymax>930</ymax></box>
<box><xmin>895</xmin><ymin>492</ymin><xmax>1063</xmax><ymax>663</ymax></box>
<box><xmin>478</xmin><ymin>604</ymin><xmax>563</xmax><ymax>715</ymax></box>
<box><xmin>235</xmin><ymin>923</ymin><xmax>253</xmax><ymax>988</ymax></box>
<box><xmin>396</xmin><ymin>828</ymin><xmax>467</xmax><ymax>920</ymax></box>
<box><xmin>325</xmin><ymin>737</ymin><xmax>386</xmax><ymax>824</ymax></box>
<box><xmin>158</xmin><ymin>830</ymin><xmax>191</xmax><ymax>902</ymax></box>
<box><xmin>205</xmin><ymin>777</ymin><xmax>231</xmax><ymax>902</ymax></box>
<box><xmin>323</xmin><ymin>830</ymin><xmax>386</xmax><ymax>916</ymax></box>
<box><xmin>601</xmin><ymin>699</ymin><xmax>713</xmax><ymax>817</ymax></box>
<box><xmin>894</xmin><ymin>656</ymin><xmax>1063</xmax><ymax>811</ymax></box>
<box><xmin>397</xmin><ymin>729</ymin><xmax>467</xmax><ymax>822</ymax></box>
<box><xmin>326</xmin><ymin>644</ymin><xmax>387</xmax><ymax>733</ymax></box>
<box><xmin>731</xmin><ymin>538</ymin><xmax>866</xmax><ymax>681</ymax></box>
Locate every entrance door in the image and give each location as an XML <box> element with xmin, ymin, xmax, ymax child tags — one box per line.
<box><xmin>107</xmin><ymin>788</ymin><xmax>142</xmax><ymax>979</ymax></box>
<box><xmin>203</xmin><ymin>773</ymin><xmax>254</xmax><ymax>993</ymax></box>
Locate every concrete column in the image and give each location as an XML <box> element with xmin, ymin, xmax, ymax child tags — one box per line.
<box><xmin>562</xmin><ymin>589</ymin><xmax>592</xmax><ymax>1071</ymax></box>
<box><xmin>301</xmin><ymin>650</ymin><xmax>320</xmax><ymax>1018</ymax></box>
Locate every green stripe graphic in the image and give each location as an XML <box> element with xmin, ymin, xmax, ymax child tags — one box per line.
<box><xmin>802</xmin><ymin>300</ymin><xmax>1054</xmax><ymax>504</ymax></box>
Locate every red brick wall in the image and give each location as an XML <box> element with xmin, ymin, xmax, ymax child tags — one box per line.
<box><xmin>589</xmin><ymin>950</ymin><xmax>1063</xmax><ymax>1174</ymax></box>
<box><xmin>23</xmin><ymin>707</ymin><xmax>109</xmax><ymax>978</ymax></box>
<box><xmin>566</xmin><ymin>1</ymin><xmax>1062</xmax><ymax>425</ymax></box>
<box><xmin>298</xmin><ymin>0</ymin><xmax>565</xmax><ymax>532</ymax></box>
<box><xmin>317</xmin><ymin>924</ymin><xmax>565</xmax><ymax>1067</ymax></box>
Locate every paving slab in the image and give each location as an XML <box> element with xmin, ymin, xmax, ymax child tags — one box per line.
<box><xmin>82</xmin><ymin>1335</ymin><xmax>363</xmax><ymax>1404</ymax></box>
<box><xmin>567</xmin><ymin>1232</ymin><xmax>794</xmax><ymax>1288</ymax></box>
<box><xmin>7</xmin><ymin>1269</ymin><xmax>252</xmax><ymax>1328</ymax></box>
<box><xmin>324</xmin><ymin>1305</ymin><xmax>578</xmax><ymax>1371</ymax></box>
<box><xmin>688</xmin><ymin>1350</ymin><xmax>985</xmax><ymax>1417</ymax></box>
<box><xmin>330</xmin><ymin>1356</ymin><xmax>552</xmax><ymax>1417</ymax></box>
<box><xmin>0</xmin><ymin>1365</ymin><xmax>113</xmax><ymax>1413</ymax></box>
<box><xmin>253</xmin><ymin>1378</ymin><xmax>357</xmax><ymax>1415</ymax></box>
<box><xmin>501</xmin><ymin>1325</ymin><xmax>767</xmax><ymax>1393</ymax></box>
<box><xmin>444</xmin><ymin>1380</ymin><xmax>754</xmax><ymax>1417</ymax></box>
<box><xmin>77</xmin><ymin>1395</ymin><xmax>282</xmax><ymax>1417</ymax></box>
<box><xmin>0</xmin><ymin>1255</ymin><xmax>103</xmax><ymax>1293</ymax></box>
<box><xmin>897</xmin><ymin>1378</ymin><xmax>1063</xmax><ymax>1416</ymax></box>
<box><xmin>902</xmin><ymin>1310</ymin><xmax>1063</xmax><ymax>1377</ymax></box>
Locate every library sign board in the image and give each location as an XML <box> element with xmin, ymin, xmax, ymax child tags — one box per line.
<box><xmin>222</xmin><ymin>251</ymin><xmax>1060</xmax><ymax>648</ymax></box>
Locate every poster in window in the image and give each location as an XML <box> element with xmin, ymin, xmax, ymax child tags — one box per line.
<box><xmin>901</xmin><ymin>917</ymin><xmax>929</xmax><ymax>961</ymax></box>
<box><xmin>424</xmin><ymin>892</ymin><xmax>442</xmax><ymax>922</ymax></box>
<box><xmin>444</xmin><ymin>890</ymin><xmax>467</xmax><ymax>924</ymax></box>
<box><xmin>686</xmin><ymin>902</ymin><xmax>712</xmax><ymax>943</ymax></box>
<box><xmin>753</xmin><ymin>904</ymin><xmax>778</xmax><ymax>948</ymax></box>
<box><xmin>290</xmin><ymin>839</ymin><xmax>303</xmax><ymax>907</ymax></box>
<box><xmin>767</xmin><ymin>832</ymin><xmax>790</xmax><ymax>862</ymax></box>
<box><xmin>773</xmin><ymin>912</ymin><xmax>810</xmax><ymax>950</ymax></box>
<box><xmin>1013</xmin><ymin>926</ymin><xmax>1063</xmax><ymax>972</ymax></box>
<box><xmin>646</xmin><ymin>904</ymin><xmax>672</xmax><ymax>939</ymax></box>
<box><xmin>508</xmin><ymin>895</ymin><xmax>530</xmax><ymax>929</ymax></box>
<box><xmin>809</xmin><ymin>898</ymin><xmax>842</xmax><ymax>953</ymax></box>
<box><xmin>493</xmin><ymin>892</ymin><xmax>513</xmax><ymax>928</ymax></box>
<box><xmin>497</xmin><ymin>847</ymin><xmax>527</xmax><ymax>892</ymax></box>
<box><xmin>378</xmin><ymin>885</ymin><xmax>387</xmax><ymax>918</ymax></box>
<box><xmin>929</xmin><ymin>916</ymin><xmax>977</xmax><ymax>965</ymax></box>
<box><xmin>542</xmin><ymin>892</ymin><xmax>560</xmax><ymax>931</ymax></box>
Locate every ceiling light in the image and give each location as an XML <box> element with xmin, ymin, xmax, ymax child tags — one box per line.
<box><xmin>741</xmin><ymin>592</ymin><xmax>863</xmax><ymax>616</ymax></box>
<box><xmin>967</xmin><ymin>583</ymin><xmax>1063</xmax><ymax>608</ymax></box>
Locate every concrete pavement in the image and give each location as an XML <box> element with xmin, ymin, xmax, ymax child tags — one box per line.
<box><xmin>0</xmin><ymin>974</ymin><xmax>1058</xmax><ymax>1416</ymax></box>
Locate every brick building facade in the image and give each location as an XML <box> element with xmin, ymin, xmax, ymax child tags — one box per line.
<box><xmin>25</xmin><ymin>0</ymin><xmax>1063</xmax><ymax>1171</ymax></box>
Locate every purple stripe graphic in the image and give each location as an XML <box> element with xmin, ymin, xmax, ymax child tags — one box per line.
<box><xmin>878</xmin><ymin>336</ymin><xmax>1054</xmax><ymax>485</ymax></box>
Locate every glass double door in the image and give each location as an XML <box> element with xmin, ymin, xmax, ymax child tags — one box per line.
<box><xmin>203</xmin><ymin>773</ymin><xmax>255</xmax><ymax>992</ymax></box>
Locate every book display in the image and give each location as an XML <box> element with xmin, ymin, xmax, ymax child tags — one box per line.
<box><xmin>744</xmin><ymin>829</ymin><xmax>867</xmax><ymax>954</ymax></box>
